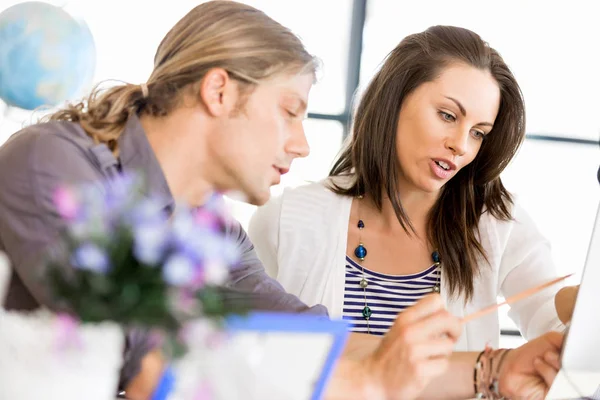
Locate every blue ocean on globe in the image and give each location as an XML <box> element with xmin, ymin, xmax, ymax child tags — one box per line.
<box><xmin>0</xmin><ymin>1</ymin><xmax>96</xmax><ymax>110</ymax></box>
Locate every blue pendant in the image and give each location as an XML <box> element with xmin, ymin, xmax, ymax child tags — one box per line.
<box><xmin>362</xmin><ymin>306</ymin><xmax>372</xmax><ymax>319</ymax></box>
<box><xmin>354</xmin><ymin>244</ymin><xmax>367</xmax><ymax>260</ymax></box>
<box><xmin>432</xmin><ymin>251</ymin><xmax>440</xmax><ymax>263</ymax></box>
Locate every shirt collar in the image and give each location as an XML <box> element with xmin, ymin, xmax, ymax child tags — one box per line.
<box><xmin>118</xmin><ymin>114</ymin><xmax>175</xmax><ymax>213</ymax></box>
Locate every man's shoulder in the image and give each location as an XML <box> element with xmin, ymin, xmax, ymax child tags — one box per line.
<box><xmin>3</xmin><ymin>120</ymin><xmax>93</xmax><ymax>147</ymax></box>
<box><xmin>0</xmin><ymin>121</ymin><xmax>103</xmax><ymax>188</ymax></box>
<box><xmin>1</xmin><ymin>120</ymin><xmax>97</xmax><ymax>161</ymax></box>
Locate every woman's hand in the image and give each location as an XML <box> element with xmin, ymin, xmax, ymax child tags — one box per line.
<box><xmin>555</xmin><ymin>285</ymin><xmax>579</xmax><ymax>324</ymax></box>
<box><xmin>362</xmin><ymin>294</ymin><xmax>463</xmax><ymax>400</ymax></box>
<box><xmin>498</xmin><ymin>331</ymin><xmax>564</xmax><ymax>400</ymax></box>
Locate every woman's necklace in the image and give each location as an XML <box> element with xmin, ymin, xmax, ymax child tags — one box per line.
<box><xmin>354</xmin><ymin>195</ymin><xmax>442</xmax><ymax>333</ymax></box>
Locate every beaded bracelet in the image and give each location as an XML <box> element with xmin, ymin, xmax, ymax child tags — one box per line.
<box><xmin>474</xmin><ymin>346</ymin><xmax>512</xmax><ymax>399</ymax></box>
<box><xmin>474</xmin><ymin>350</ymin><xmax>486</xmax><ymax>396</ymax></box>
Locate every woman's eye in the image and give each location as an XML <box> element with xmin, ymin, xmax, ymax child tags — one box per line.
<box><xmin>439</xmin><ymin>111</ymin><xmax>456</xmax><ymax>122</ymax></box>
<box><xmin>471</xmin><ymin>130</ymin><xmax>486</xmax><ymax>139</ymax></box>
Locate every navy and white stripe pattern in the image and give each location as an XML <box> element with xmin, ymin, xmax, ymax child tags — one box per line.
<box><xmin>342</xmin><ymin>255</ymin><xmax>441</xmax><ymax>336</ymax></box>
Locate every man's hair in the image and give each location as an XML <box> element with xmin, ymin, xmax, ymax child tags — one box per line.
<box><xmin>46</xmin><ymin>0</ymin><xmax>317</xmax><ymax>157</ymax></box>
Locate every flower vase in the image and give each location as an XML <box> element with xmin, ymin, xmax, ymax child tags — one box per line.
<box><xmin>0</xmin><ymin>255</ymin><xmax>124</xmax><ymax>400</ymax></box>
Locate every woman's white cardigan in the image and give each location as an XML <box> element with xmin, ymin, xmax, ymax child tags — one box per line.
<box><xmin>248</xmin><ymin>178</ymin><xmax>564</xmax><ymax>350</ymax></box>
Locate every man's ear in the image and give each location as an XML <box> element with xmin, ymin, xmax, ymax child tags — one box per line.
<box><xmin>198</xmin><ymin>68</ymin><xmax>238</xmax><ymax>117</ymax></box>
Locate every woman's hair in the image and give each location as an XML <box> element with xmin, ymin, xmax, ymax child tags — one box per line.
<box><xmin>46</xmin><ymin>0</ymin><xmax>317</xmax><ymax>157</ymax></box>
<box><xmin>330</xmin><ymin>25</ymin><xmax>526</xmax><ymax>300</ymax></box>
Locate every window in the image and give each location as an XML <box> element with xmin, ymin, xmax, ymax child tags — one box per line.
<box><xmin>500</xmin><ymin>141</ymin><xmax>599</xmax><ymax>348</ymax></box>
<box><xmin>503</xmin><ymin>140</ymin><xmax>600</xmax><ymax>279</ymax></box>
<box><xmin>243</xmin><ymin>0</ymin><xmax>352</xmax><ymax>115</ymax></box>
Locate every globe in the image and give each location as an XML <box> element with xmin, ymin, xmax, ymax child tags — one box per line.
<box><xmin>0</xmin><ymin>2</ymin><xmax>96</xmax><ymax>110</ymax></box>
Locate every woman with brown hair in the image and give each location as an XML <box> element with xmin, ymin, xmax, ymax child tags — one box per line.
<box><xmin>250</xmin><ymin>25</ymin><xmax>566</xmax><ymax>350</ymax></box>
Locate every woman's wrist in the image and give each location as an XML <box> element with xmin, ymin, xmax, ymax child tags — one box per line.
<box><xmin>361</xmin><ymin>357</ymin><xmax>388</xmax><ymax>400</ymax></box>
<box><xmin>326</xmin><ymin>358</ymin><xmax>386</xmax><ymax>400</ymax></box>
<box><xmin>474</xmin><ymin>346</ymin><xmax>512</xmax><ymax>399</ymax></box>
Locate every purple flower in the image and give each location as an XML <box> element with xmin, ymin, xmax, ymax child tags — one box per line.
<box><xmin>174</xmin><ymin>228</ymin><xmax>207</xmax><ymax>263</ymax></box>
<box><xmin>130</xmin><ymin>198</ymin><xmax>168</xmax><ymax>226</ymax></box>
<box><xmin>162</xmin><ymin>253</ymin><xmax>196</xmax><ymax>286</ymax></box>
<box><xmin>189</xmin><ymin>265</ymin><xmax>206</xmax><ymax>289</ymax></box>
<box><xmin>198</xmin><ymin>230</ymin><xmax>240</xmax><ymax>266</ymax></box>
<box><xmin>203</xmin><ymin>260</ymin><xmax>229</xmax><ymax>285</ymax></box>
<box><xmin>54</xmin><ymin>313</ymin><xmax>83</xmax><ymax>351</ymax></box>
<box><xmin>70</xmin><ymin>243</ymin><xmax>110</xmax><ymax>274</ymax></box>
<box><xmin>53</xmin><ymin>186</ymin><xmax>80</xmax><ymax>220</ymax></box>
<box><xmin>104</xmin><ymin>173</ymin><xmax>143</xmax><ymax>212</ymax></box>
<box><xmin>133</xmin><ymin>224</ymin><xmax>169</xmax><ymax>265</ymax></box>
<box><xmin>192</xmin><ymin>209</ymin><xmax>221</xmax><ymax>231</ymax></box>
<box><xmin>174</xmin><ymin>289</ymin><xmax>199</xmax><ymax>314</ymax></box>
<box><xmin>172</xmin><ymin>208</ymin><xmax>195</xmax><ymax>243</ymax></box>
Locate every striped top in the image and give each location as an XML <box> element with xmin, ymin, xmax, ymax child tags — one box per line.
<box><xmin>342</xmin><ymin>255</ymin><xmax>441</xmax><ymax>336</ymax></box>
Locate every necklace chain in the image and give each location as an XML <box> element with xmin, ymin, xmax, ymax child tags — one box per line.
<box><xmin>354</xmin><ymin>194</ymin><xmax>441</xmax><ymax>334</ymax></box>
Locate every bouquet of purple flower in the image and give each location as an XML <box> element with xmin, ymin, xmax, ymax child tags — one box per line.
<box><xmin>45</xmin><ymin>173</ymin><xmax>243</xmax><ymax>342</ymax></box>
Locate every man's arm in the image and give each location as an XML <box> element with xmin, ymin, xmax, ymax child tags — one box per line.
<box><xmin>122</xmin><ymin>349</ymin><xmax>165</xmax><ymax>400</ymax></box>
<box><xmin>0</xmin><ymin>131</ymin><xmax>102</xmax><ymax>310</ymax></box>
<box><xmin>0</xmin><ymin>130</ymin><xmax>160</xmax><ymax>394</ymax></box>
